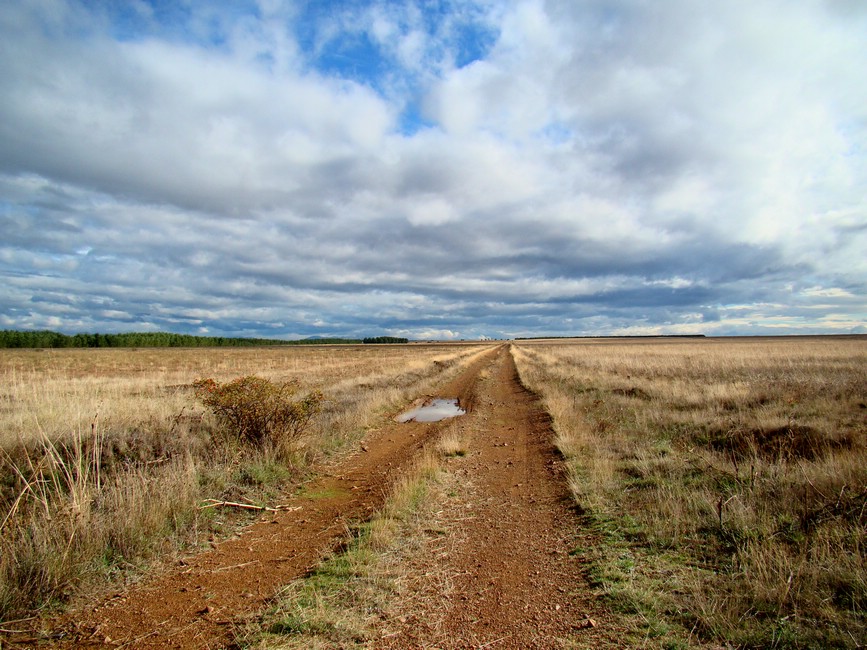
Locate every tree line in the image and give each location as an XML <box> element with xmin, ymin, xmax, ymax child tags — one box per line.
<box><xmin>0</xmin><ymin>330</ymin><xmax>406</xmax><ymax>349</ymax></box>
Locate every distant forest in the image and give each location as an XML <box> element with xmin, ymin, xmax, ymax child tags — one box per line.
<box><xmin>0</xmin><ymin>330</ymin><xmax>408</xmax><ymax>349</ymax></box>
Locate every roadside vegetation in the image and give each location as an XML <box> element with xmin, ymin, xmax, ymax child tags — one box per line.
<box><xmin>513</xmin><ymin>337</ymin><xmax>866</xmax><ymax>648</ymax></box>
<box><xmin>0</xmin><ymin>343</ymin><xmax>490</xmax><ymax>622</ymax></box>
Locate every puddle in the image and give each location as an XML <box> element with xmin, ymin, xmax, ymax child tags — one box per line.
<box><xmin>397</xmin><ymin>398</ymin><xmax>466</xmax><ymax>423</ymax></box>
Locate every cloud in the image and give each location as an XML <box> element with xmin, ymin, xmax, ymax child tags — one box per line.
<box><xmin>1</xmin><ymin>0</ymin><xmax>865</xmax><ymax>339</ymax></box>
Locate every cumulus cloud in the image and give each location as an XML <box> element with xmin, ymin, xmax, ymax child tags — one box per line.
<box><xmin>1</xmin><ymin>0</ymin><xmax>865</xmax><ymax>339</ymax></box>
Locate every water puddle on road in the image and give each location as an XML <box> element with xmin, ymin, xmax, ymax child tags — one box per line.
<box><xmin>396</xmin><ymin>398</ymin><xmax>466</xmax><ymax>423</ymax></box>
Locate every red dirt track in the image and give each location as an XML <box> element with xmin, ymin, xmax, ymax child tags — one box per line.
<box><xmin>379</xmin><ymin>345</ymin><xmax>616</xmax><ymax>648</ymax></box>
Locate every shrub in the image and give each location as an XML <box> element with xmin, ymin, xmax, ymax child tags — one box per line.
<box><xmin>193</xmin><ymin>376</ymin><xmax>324</xmax><ymax>450</ymax></box>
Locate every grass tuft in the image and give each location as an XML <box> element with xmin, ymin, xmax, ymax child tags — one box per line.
<box><xmin>436</xmin><ymin>421</ymin><xmax>469</xmax><ymax>457</ymax></box>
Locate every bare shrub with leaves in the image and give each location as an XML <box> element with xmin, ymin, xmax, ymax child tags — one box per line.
<box><xmin>193</xmin><ymin>376</ymin><xmax>324</xmax><ymax>451</ymax></box>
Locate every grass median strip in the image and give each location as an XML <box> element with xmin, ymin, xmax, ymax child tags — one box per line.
<box><xmin>239</xmin><ymin>444</ymin><xmax>456</xmax><ymax>649</ymax></box>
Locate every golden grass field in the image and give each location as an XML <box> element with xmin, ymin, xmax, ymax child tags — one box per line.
<box><xmin>1</xmin><ymin>337</ymin><xmax>864</xmax><ymax>649</ymax></box>
<box><xmin>512</xmin><ymin>336</ymin><xmax>866</xmax><ymax>648</ymax></box>
<box><xmin>0</xmin><ymin>343</ymin><xmax>491</xmax><ymax>622</ymax></box>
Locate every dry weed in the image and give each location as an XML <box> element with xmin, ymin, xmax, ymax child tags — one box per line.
<box><xmin>436</xmin><ymin>420</ymin><xmax>469</xmax><ymax>457</ymax></box>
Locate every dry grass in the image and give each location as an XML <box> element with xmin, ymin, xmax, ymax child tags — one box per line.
<box><xmin>436</xmin><ymin>419</ymin><xmax>469</xmax><ymax>458</ymax></box>
<box><xmin>242</xmin><ymin>448</ymin><xmax>448</xmax><ymax>649</ymax></box>
<box><xmin>0</xmin><ymin>343</ymin><xmax>492</xmax><ymax>622</ymax></box>
<box><xmin>512</xmin><ymin>337</ymin><xmax>867</xmax><ymax>649</ymax></box>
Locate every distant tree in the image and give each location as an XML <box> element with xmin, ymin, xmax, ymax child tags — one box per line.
<box><xmin>0</xmin><ymin>329</ymin><xmax>367</xmax><ymax>349</ymax></box>
<box><xmin>362</xmin><ymin>336</ymin><xmax>409</xmax><ymax>344</ymax></box>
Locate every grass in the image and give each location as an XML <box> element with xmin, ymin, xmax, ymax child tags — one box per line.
<box><xmin>240</xmin><ymin>449</ymin><xmax>446</xmax><ymax>649</ymax></box>
<box><xmin>512</xmin><ymin>337</ymin><xmax>867</xmax><ymax>649</ymax></box>
<box><xmin>436</xmin><ymin>419</ymin><xmax>469</xmax><ymax>457</ymax></box>
<box><xmin>8</xmin><ymin>336</ymin><xmax>860</xmax><ymax>648</ymax></box>
<box><xmin>0</xmin><ymin>343</ymin><xmax>493</xmax><ymax>622</ymax></box>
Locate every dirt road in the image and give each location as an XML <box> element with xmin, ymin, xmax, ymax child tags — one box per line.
<box><xmin>379</xmin><ymin>345</ymin><xmax>617</xmax><ymax>649</ymax></box>
<box><xmin>46</xmin><ymin>345</ymin><xmax>615</xmax><ymax>648</ymax></box>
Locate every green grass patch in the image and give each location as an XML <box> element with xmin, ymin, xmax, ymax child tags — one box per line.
<box><xmin>237</xmin><ymin>459</ymin><xmax>294</xmax><ymax>487</ymax></box>
<box><xmin>241</xmin><ymin>454</ymin><xmax>443</xmax><ymax>648</ymax></box>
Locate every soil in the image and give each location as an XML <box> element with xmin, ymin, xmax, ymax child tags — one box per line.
<box><xmin>35</xmin><ymin>345</ymin><xmax>618</xmax><ymax>648</ymax></box>
<box><xmin>379</xmin><ymin>345</ymin><xmax>619</xmax><ymax>649</ymax></box>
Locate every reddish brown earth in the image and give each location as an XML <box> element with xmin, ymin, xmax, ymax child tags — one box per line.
<box><xmin>30</xmin><ymin>345</ymin><xmax>618</xmax><ymax>649</ymax></box>
<box><xmin>378</xmin><ymin>345</ymin><xmax>619</xmax><ymax>649</ymax></box>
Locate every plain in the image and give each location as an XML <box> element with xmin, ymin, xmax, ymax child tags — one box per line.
<box><xmin>512</xmin><ymin>336</ymin><xmax>866</xmax><ymax>648</ymax></box>
<box><xmin>0</xmin><ymin>343</ymin><xmax>491</xmax><ymax>623</ymax></box>
<box><xmin>0</xmin><ymin>337</ymin><xmax>864</xmax><ymax>649</ymax></box>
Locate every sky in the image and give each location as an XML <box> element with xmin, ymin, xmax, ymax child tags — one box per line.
<box><xmin>1</xmin><ymin>0</ymin><xmax>865</xmax><ymax>340</ymax></box>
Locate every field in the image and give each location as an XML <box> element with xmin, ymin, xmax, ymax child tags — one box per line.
<box><xmin>0</xmin><ymin>337</ymin><xmax>864</xmax><ymax>648</ymax></box>
<box><xmin>0</xmin><ymin>343</ymin><xmax>490</xmax><ymax>624</ymax></box>
<box><xmin>513</xmin><ymin>336</ymin><xmax>866</xmax><ymax>648</ymax></box>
